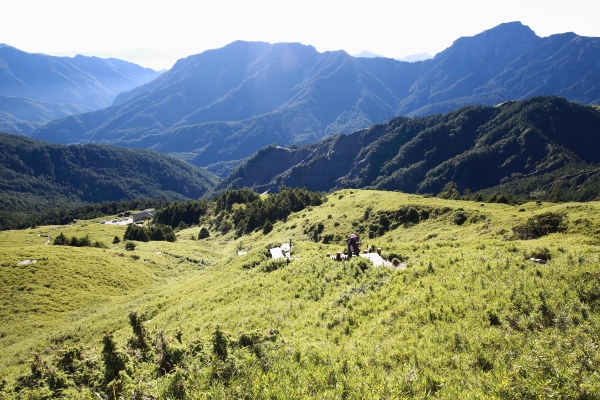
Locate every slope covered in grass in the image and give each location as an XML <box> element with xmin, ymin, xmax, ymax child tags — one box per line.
<box><xmin>1</xmin><ymin>190</ymin><xmax>599</xmax><ymax>398</ymax></box>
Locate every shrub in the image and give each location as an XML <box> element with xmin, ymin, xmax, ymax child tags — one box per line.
<box><xmin>101</xmin><ymin>332</ymin><xmax>127</xmax><ymax>386</ymax></box>
<box><xmin>125</xmin><ymin>242</ymin><xmax>136</xmax><ymax>251</ymax></box>
<box><xmin>53</xmin><ymin>233</ymin><xmax>101</xmax><ymax>248</ymax></box>
<box><xmin>261</xmin><ymin>259</ymin><xmax>287</xmax><ymax>273</ymax></box>
<box><xmin>406</xmin><ymin>207</ymin><xmax>420</xmax><ymax>224</ymax></box>
<box><xmin>322</xmin><ymin>234</ymin><xmax>334</xmax><ymax>244</ymax></box>
<box><xmin>263</xmin><ymin>221</ymin><xmax>273</xmax><ymax>234</ymax></box>
<box><xmin>198</xmin><ymin>227</ymin><xmax>210</xmax><ymax>239</ymax></box>
<box><xmin>453</xmin><ymin>210</ymin><xmax>468</xmax><ymax>225</ymax></box>
<box><xmin>78</xmin><ymin>235</ymin><xmax>91</xmax><ymax>247</ymax></box>
<box><xmin>155</xmin><ymin>330</ymin><xmax>185</xmax><ymax>375</ymax></box>
<box><xmin>112</xmin><ymin>236</ymin><xmax>121</xmax><ymax>244</ymax></box>
<box><xmin>239</xmin><ymin>252</ymin><xmax>267</xmax><ymax>270</ymax></box>
<box><xmin>212</xmin><ymin>326</ymin><xmax>228</xmax><ymax>361</ymax></box>
<box><xmin>526</xmin><ymin>246</ymin><xmax>552</xmax><ymax>261</ymax></box>
<box><xmin>512</xmin><ymin>212</ymin><xmax>566</xmax><ymax>240</ymax></box>
<box><xmin>53</xmin><ymin>232</ymin><xmax>68</xmax><ymax>245</ymax></box>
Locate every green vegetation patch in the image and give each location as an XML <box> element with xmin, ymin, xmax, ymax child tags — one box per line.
<box><xmin>512</xmin><ymin>212</ymin><xmax>567</xmax><ymax>239</ymax></box>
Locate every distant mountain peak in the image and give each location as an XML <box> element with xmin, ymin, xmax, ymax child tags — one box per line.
<box><xmin>28</xmin><ymin>23</ymin><xmax>600</xmax><ymax>171</ymax></box>
<box><xmin>353</xmin><ymin>50</ymin><xmax>384</xmax><ymax>58</ymax></box>
<box><xmin>451</xmin><ymin>21</ymin><xmax>538</xmax><ymax>47</ymax></box>
<box><xmin>395</xmin><ymin>53</ymin><xmax>432</xmax><ymax>62</ymax></box>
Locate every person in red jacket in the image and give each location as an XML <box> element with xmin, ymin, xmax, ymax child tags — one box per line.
<box><xmin>347</xmin><ymin>233</ymin><xmax>360</xmax><ymax>257</ymax></box>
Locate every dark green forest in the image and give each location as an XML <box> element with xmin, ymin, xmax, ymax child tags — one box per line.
<box><xmin>220</xmin><ymin>96</ymin><xmax>600</xmax><ymax>202</ymax></box>
<box><xmin>0</xmin><ymin>133</ymin><xmax>220</xmax><ymax>229</ymax></box>
<box><xmin>0</xmin><ymin>198</ymin><xmax>173</xmax><ymax>230</ymax></box>
<box><xmin>152</xmin><ymin>188</ymin><xmax>325</xmax><ymax>237</ymax></box>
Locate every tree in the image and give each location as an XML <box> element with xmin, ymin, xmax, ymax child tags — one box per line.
<box><xmin>437</xmin><ymin>181</ymin><xmax>460</xmax><ymax>199</ymax></box>
<box><xmin>263</xmin><ymin>221</ymin><xmax>273</xmax><ymax>234</ymax></box>
<box><xmin>198</xmin><ymin>227</ymin><xmax>210</xmax><ymax>239</ymax></box>
<box><xmin>124</xmin><ymin>224</ymin><xmax>149</xmax><ymax>242</ymax></box>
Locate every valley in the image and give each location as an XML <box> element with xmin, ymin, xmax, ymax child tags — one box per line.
<box><xmin>0</xmin><ymin>18</ymin><xmax>599</xmax><ymax>399</ymax></box>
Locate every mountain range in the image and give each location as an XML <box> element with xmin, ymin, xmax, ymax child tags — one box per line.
<box><xmin>218</xmin><ymin>96</ymin><xmax>600</xmax><ymax>201</ymax></box>
<box><xmin>28</xmin><ymin>22</ymin><xmax>600</xmax><ymax>174</ymax></box>
<box><xmin>0</xmin><ymin>45</ymin><xmax>159</xmax><ymax>134</ymax></box>
<box><xmin>0</xmin><ymin>133</ymin><xmax>218</xmax><ymax>216</ymax></box>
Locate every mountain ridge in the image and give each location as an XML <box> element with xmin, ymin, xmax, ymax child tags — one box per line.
<box><xmin>0</xmin><ymin>46</ymin><xmax>160</xmax><ymax>134</ymax></box>
<box><xmin>0</xmin><ymin>132</ymin><xmax>219</xmax><ymax>217</ymax></box>
<box><xmin>30</xmin><ymin>22</ymin><xmax>600</xmax><ymax>170</ymax></box>
<box><xmin>218</xmin><ymin>96</ymin><xmax>600</xmax><ymax>201</ymax></box>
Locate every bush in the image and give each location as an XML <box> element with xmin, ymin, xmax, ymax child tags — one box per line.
<box><xmin>125</xmin><ymin>223</ymin><xmax>175</xmax><ymax>242</ymax></box>
<box><xmin>92</xmin><ymin>241</ymin><xmax>107</xmax><ymax>248</ymax></box>
<box><xmin>212</xmin><ymin>326</ymin><xmax>228</xmax><ymax>361</ymax></box>
<box><xmin>322</xmin><ymin>234</ymin><xmax>334</xmax><ymax>244</ymax></box>
<box><xmin>53</xmin><ymin>232</ymin><xmax>68</xmax><ymax>245</ymax></box>
<box><xmin>198</xmin><ymin>227</ymin><xmax>210</xmax><ymax>239</ymax></box>
<box><xmin>125</xmin><ymin>242</ymin><xmax>136</xmax><ymax>251</ymax></box>
<box><xmin>112</xmin><ymin>236</ymin><xmax>121</xmax><ymax>244</ymax></box>
<box><xmin>148</xmin><ymin>224</ymin><xmax>176</xmax><ymax>242</ymax></box>
<box><xmin>406</xmin><ymin>207</ymin><xmax>420</xmax><ymax>224</ymax></box>
<box><xmin>263</xmin><ymin>221</ymin><xmax>273</xmax><ymax>234</ymax></box>
<box><xmin>53</xmin><ymin>233</ymin><xmax>100</xmax><ymax>248</ymax></box>
<box><xmin>526</xmin><ymin>246</ymin><xmax>552</xmax><ymax>261</ymax></box>
<box><xmin>176</xmin><ymin>221</ymin><xmax>188</xmax><ymax>231</ymax></box>
<box><xmin>512</xmin><ymin>212</ymin><xmax>566</xmax><ymax>240</ymax></box>
<box><xmin>453</xmin><ymin>210</ymin><xmax>468</xmax><ymax>225</ymax></box>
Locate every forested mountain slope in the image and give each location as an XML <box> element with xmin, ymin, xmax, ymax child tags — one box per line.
<box><xmin>219</xmin><ymin>96</ymin><xmax>600</xmax><ymax>201</ymax></box>
<box><xmin>0</xmin><ymin>133</ymin><xmax>219</xmax><ymax>216</ymax></box>
<box><xmin>30</xmin><ymin>22</ymin><xmax>600</xmax><ymax>170</ymax></box>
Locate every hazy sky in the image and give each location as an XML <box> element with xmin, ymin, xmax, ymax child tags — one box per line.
<box><xmin>2</xmin><ymin>0</ymin><xmax>599</xmax><ymax>70</ymax></box>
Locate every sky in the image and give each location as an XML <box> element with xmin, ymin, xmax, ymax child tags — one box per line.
<box><xmin>1</xmin><ymin>0</ymin><xmax>599</xmax><ymax>70</ymax></box>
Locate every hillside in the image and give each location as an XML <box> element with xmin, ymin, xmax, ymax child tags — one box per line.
<box><xmin>0</xmin><ymin>45</ymin><xmax>160</xmax><ymax>134</ymax></box>
<box><xmin>30</xmin><ymin>22</ymin><xmax>600</xmax><ymax>171</ymax></box>
<box><xmin>0</xmin><ymin>96</ymin><xmax>89</xmax><ymax>135</ymax></box>
<box><xmin>0</xmin><ymin>189</ymin><xmax>599</xmax><ymax>398</ymax></box>
<box><xmin>219</xmin><ymin>96</ymin><xmax>600</xmax><ymax>201</ymax></box>
<box><xmin>0</xmin><ymin>133</ymin><xmax>219</xmax><ymax>227</ymax></box>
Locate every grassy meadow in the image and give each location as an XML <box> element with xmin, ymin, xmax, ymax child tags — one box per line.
<box><xmin>1</xmin><ymin>190</ymin><xmax>599</xmax><ymax>398</ymax></box>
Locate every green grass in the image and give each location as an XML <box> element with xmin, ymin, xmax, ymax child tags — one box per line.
<box><xmin>1</xmin><ymin>190</ymin><xmax>600</xmax><ymax>398</ymax></box>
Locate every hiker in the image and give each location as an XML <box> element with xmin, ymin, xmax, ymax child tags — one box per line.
<box><xmin>347</xmin><ymin>233</ymin><xmax>360</xmax><ymax>257</ymax></box>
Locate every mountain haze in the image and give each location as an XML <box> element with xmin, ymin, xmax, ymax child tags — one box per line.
<box><xmin>0</xmin><ymin>45</ymin><xmax>160</xmax><ymax>134</ymax></box>
<box><xmin>30</xmin><ymin>22</ymin><xmax>600</xmax><ymax>170</ymax></box>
